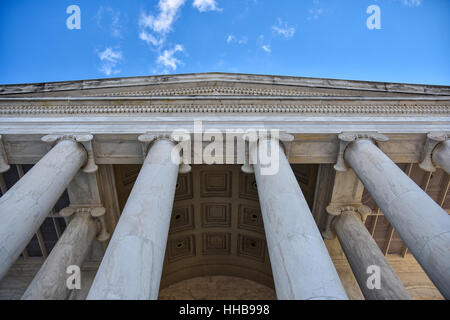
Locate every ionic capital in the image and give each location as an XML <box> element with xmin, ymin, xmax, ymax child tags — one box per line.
<box><xmin>59</xmin><ymin>205</ymin><xmax>110</xmax><ymax>242</ymax></box>
<box><xmin>138</xmin><ymin>132</ymin><xmax>191</xmax><ymax>173</ymax></box>
<box><xmin>241</xmin><ymin>130</ymin><xmax>294</xmax><ymax>173</ymax></box>
<box><xmin>334</xmin><ymin>132</ymin><xmax>389</xmax><ymax>172</ymax></box>
<box><xmin>243</xmin><ymin>130</ymin><xmax>294</xmax><ymax>150</ymax></box>
<box><xmin>41</xmin><ymin>134</ymin><xmax>97</xmax><ymax>173</ymax></box>
<box><xmin>327</xmin><ymin>204</ymin><xmax>372</xmax><ymax>221</ymax></box>
<box><xmin>322</xmin><ymin>204</ymin><xmax>372</xmax><ymax>239</ymax></box>
<box><xmin>418</xmin><ymin>132</ymin><xmax>448</xmax><ymax>172</ymax></box>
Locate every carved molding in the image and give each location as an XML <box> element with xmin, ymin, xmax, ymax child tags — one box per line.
<box><xmin>86</xmin><ymin>86</ymin><xmax>338</xmax><ymax>97</ymax></box>
<box><xmin>59</xmin><ymin>205</ymin><xmax>110</xmax><ymax>242</ymax></box>
<box><xmin>200</xmin><ymin>170</ymin><xmax>232</xmax><ymax>198</ymax></box>
<box><xmin>201</xmin><ymin>203</ymin><xmax>232</xmax><ymax>228</ymax></box>
<box><xmin>1</xmin><ymin>104</ymin><xmax>449</xmax><ymax>115</ymax></box>
<box><xmin>322</xmin><ymin>204</ymin><xmax>372</xmax><ymax>240</ymax></box>
<box><xmin>334</xmin><ymin>132</ymin><xmax>389</xmax><ymax>172</ymax></box>
<box><xmin>202</xmin><ymin>233</ymin><xmax>231</xmax><ymax>256</ymax></box>
<box><xmin>418</xmin><ymin>132</ymin><xmax>448</xmax><ymax>172</ymax></box>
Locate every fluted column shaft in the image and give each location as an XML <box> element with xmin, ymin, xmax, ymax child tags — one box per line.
<box><xmin>344</xmin><ymin>139</ymin><xmax>450</xmax><ymax>298</ymax></box>
<box><xmin>21</xmin><ymin>212</ymin><xmax>98</xmax><ymax>300</ymax></box>
<box><xmin>0</xmin><ymin>139</ymin><xmax>86</xmax><ymax>280</ymax></box>
<box><xmin>433</xmin><ymin>140</ymin><xmax>450</xmax><ymax>174</ymax></box>
<box><xmin>87</xmin><ymin>139</ymin><xmax>179</xmax><ymax>300</ymax></box>
<box><xmin>251</xmin><ymin>138</ymin><xmax>348</xmax><ymax>300</ymax></box>
<box><xmin>334</xmin><ymin>211</ymin><xmax>411</xmax><ymax>300</ymax></box>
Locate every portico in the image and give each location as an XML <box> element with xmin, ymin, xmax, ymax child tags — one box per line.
<box><xmin>0</xmin><ymin>73</ymin><xmax>449</xmax><ymax>300</ymax></box>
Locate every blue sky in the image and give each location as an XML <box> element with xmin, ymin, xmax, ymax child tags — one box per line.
<box><xmin>0</xmin><ymin>0</ymin><xmax>449</xmax><ymax>85</ymax></box>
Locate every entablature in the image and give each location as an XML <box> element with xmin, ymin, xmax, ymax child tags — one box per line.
<box><xmin>0</xmin><ymin>132</ymin><xmax>446</xmax><ymax>165</ymax></box>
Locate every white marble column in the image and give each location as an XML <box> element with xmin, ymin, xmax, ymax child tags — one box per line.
<box><xmin>250</xmin><ymin>136</ymin><xmax>348</xmax><ymax>300</ymax></box>
<box><xmin>432</xmin><ymin>140</ymin><xmax>450</xmax><ymax>174</ymax></box>
<box><xmin>344</xmin><ymin>138</ymin><xmax>450</xmax><ymax>298</ymax></box>
<box><xmin>0</xmin><ymin>138</ymin><xmax>86</xmax><ymax>280</ymax></box>
<box><xmin>87</xmin><ymin>138</ymin><xmax>180</xmax><ymax>300</ymax></box>
<box><xmin>21</xmin><ymin>208</ymin><xmax>103</xmax><ymax>300</ymax></box>
<box><xmin>329</xmin><ymin>206</ymin><xmax>411</xmax><ymax>300</ymax></box>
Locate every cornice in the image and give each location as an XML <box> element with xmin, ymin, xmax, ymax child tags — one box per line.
<box><xmin>1</xmin><ymin>73</ymin><xmax>449</xmax><ymax>96</ymax></box>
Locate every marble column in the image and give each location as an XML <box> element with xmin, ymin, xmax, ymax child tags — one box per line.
<box><xmin>329</xmin><ymin>205</ymin><xmax>411</xmax><ymax>300</ymax></box>
<box><xmin>249</xmin><ymin>136</ymin><xmax>348</xmax><ymax>300</ymax></box>
<box><xmin>21</xmin><ymin>208</ymin><xmax>104</xmax><ymax>300</ymax></box>
<box><xmin>344</xmin><ymin>138</ymin><xmax>450</xmax><ymax>298</ymax></box>
<box><xmin>87</xmin><ymin>138</ymin><xmax>180</xmax><ymax>300</ymax></box>
<box><xmin>0</xmin><ymin>138</ymin><xmax>86</xmax><ymax>280</ymax></box>
<box><xmin>432</xmin><ymin>140</ymin><xmax>450</xmax><ymax>174</ymax></box>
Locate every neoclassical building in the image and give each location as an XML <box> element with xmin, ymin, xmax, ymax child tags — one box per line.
<box><xmin>0</xmin><ymin>73</ymin><xmax>448</xmax><ymax>300</ymax></box>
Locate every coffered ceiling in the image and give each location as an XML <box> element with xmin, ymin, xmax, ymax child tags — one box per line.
<box><xmin>113</xmin><ymin>164</ymin><xmax>318</xmax><ymax>289</ymax></box>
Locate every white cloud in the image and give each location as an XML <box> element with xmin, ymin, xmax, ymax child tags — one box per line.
<box><xmin>308</xmin><ymin>8</ymin><xmax>323</xmax><ymax>20</ymax></box>
<box><xmin>193</xmin><ymin>0</ymin><xmax>222</xmax><ymax>12</ymax></box>
<box><xmin>262</xmin><ymin>45</ymin><xmax>271</xmax><ymax>53</ymax></box>
<box><xmin>139</xmin><ymin>31</ymin><xmax>164</xmax><ymax>47</ymax></box>
<box><xmin>140</xmin><ymin>0</ymin><xmax>185</xmax><ymax>35</ymax></box>
<box><xmin>402</xmin><ymin>0</ymin><xmax>422</xmax><ymax>6</ymax></box>
<box><xmin>272</xmin><ymin>18</ymin><xmax>295</xmax><ymax>39</ymax></box>
<box><xmin>96</xmin><ymin>7</ymin><xmax>123</xmax><ymax>38</ymax></box>
<box><xmin>139</xmin><ymin>0</ymin><xmax>222</xmax><ymax>74</ymax></box>
<box><xmin>258</xmin><ymin>34</ymin><xmax>271</xmax><ymax>53</ymax></box>
<box><xmin>226</xmin><ymin>34</ymin><xmax>247</xmax><ymax>44</ymax></box>
<box><xmin>238</xmin><ymin>37</ymin><xmax>248</xmax><ymax>44</ymax></box>
<box><xmin>98</xmin><ymin>47</ymin><xmax>122</xmax><ymax>76</ymax></box>
<box><xmin>308</xmin><ymin>1</ymin><xmax>323</xmax><ymax>20</ymax></box>
<box><xmin>139</xmin><ymin>0</ymin><xmax>187</xmax><ymax>74</ymax></box>
<box><xmin>139</xmin><ymin>0</ymin><xmax>185</xmax><ymax>47</ymax></box>
<box><xmin>156</xmin><ymin>44</ymin><xmax>184</xmax><ymax>72</ymax></box>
